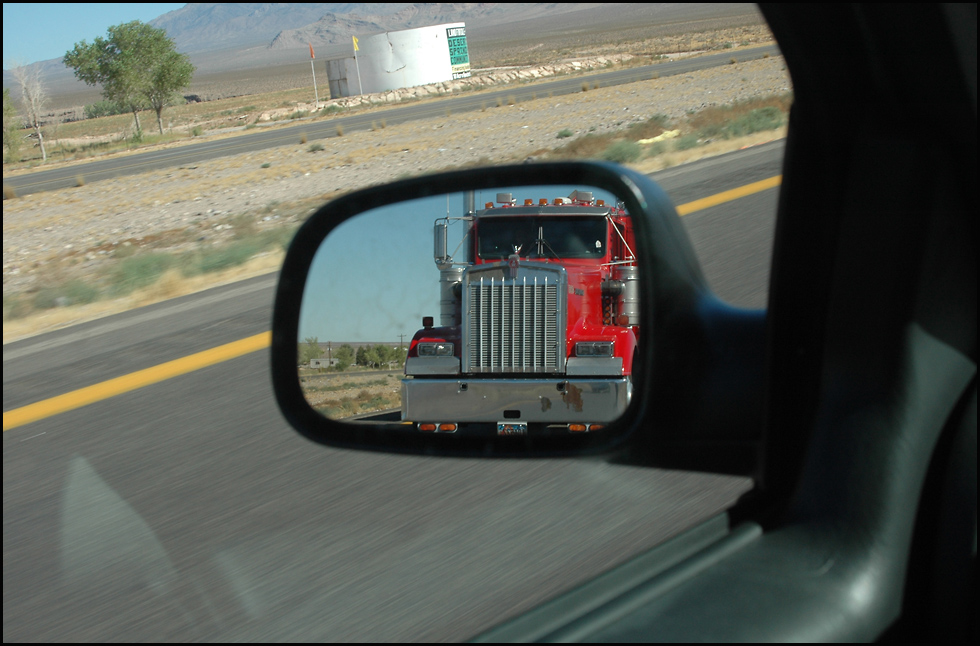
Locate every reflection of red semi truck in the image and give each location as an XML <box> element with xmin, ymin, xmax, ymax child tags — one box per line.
<box><xmin>402</xmin><ymin>190</ymin><xmax>639</xmax><ymax>435</ymax></box>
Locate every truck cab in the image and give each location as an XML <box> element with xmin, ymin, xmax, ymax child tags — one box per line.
<box><xmin>403</xmin><ymin>190</ymin><xmax>639</xmax><ymax>435</ymax></box>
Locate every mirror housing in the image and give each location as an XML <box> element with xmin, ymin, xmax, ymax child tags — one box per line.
<box><xmin>272</xmin><ymin>162</ymin><xmax>765</xmax><ymax>472</ymax></box>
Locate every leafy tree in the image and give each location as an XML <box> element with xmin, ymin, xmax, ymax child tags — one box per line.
<box><xmin>374</xmin><ymin>344</ymin><xmax>393</xmax><ymax>367</ymax></box>
<box><xmin>64</xmin><ymin>21</ymin><xmax>194</xmax><ymax>137</ymax></box>
<box><xmin>334</xmin><ymin>344</ymin><xmax>355</xmax><ymax>371</ymax></box>
<box><xmin>301</xmin><ymin>337</ymin><xmax>324</xmax><ymax>366</ymax></box>
<box><xmin>393</xmin><ymin>346</ymin><xmax>408</xmax><ymax>366</ymax></box>
<box><xmin>10</xmin><ymin>64</ymin><xmax>46</xmax><ymax>161</ymax></box>
<box><xmin>2</xmin><ymin>89</ymin><xmax>20</xmax><ymax>163</ymax></box>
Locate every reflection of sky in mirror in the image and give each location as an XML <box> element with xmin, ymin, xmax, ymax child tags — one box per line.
<box><xmin>299</xmin><ymin>186</ymin><xmax>621</xmax><ymax>343</ymax></box>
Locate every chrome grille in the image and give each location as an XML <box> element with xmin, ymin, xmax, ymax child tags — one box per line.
<box><xmin>464</xmin><ymin>267</ymin><xmax>565</xmax><ymax>373</ymax></box>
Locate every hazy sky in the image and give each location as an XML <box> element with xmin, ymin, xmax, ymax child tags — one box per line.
<box><xmin>3</xmin><ymin>3</ymin><xmax>185</xmax><ymax>67</ymax></box>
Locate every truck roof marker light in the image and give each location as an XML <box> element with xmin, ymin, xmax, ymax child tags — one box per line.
<box><xmin>596</xmin><ymin>199</ymin><xmax>605</xmax><ymax>206</ymax></box>
<box><xmin>524</xmin><ymin>199</ymin><xmax>533</xmax><ymax>206</ymax></box>
<box><xmin>539</xmin><ymin>198</ymin><xmax>548</xmax><ymax>206</ymax></box>
<box><xmin>553</xmin><ymin>198</ymin><xmax>563</xmax><ymax>205</ymax></box>
<box><xmin>485</xmin><ymin>202</ymin><xmax>494</xmax><ymax>209</ymax></box>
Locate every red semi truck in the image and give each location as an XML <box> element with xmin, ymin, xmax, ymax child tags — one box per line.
<box><xmin>402</xmin><ymin>190</ymin><xmax>638</xmax><ymax>435</ymax></box>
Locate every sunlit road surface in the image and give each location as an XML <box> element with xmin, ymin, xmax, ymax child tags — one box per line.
<box><xmin>2</xmin><ymin>141</ymin><xmax>781</xmax><ymax>641</ymax></box>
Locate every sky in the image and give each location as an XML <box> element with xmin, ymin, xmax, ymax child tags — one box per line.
<box><xmin>3</xmin><ymin>3</ymin><xmax>185</xmax><ymax>67</ymax></box>
<box><xmin>299</xmin><ymin>185</ymin><xmax>622</xmax><ymax>343</ymax></box>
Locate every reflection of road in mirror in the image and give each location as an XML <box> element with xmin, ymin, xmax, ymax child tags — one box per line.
<box><xmin>298</xmin><ymin>186</ymin><xmax>638</xmax><ymax>436</ymax></box>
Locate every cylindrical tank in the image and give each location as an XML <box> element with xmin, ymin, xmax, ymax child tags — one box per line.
<box><xmin>439</xmin><ymin>266</ymin><xmax>465</xmax><ymax>326</ymax></box>
<box><xmin>354</xmin><ymin>23</ymin><xmax>469</xmax><ymax>95</ymax></box>
<box><xmin>614</xmin><ymin>265</ymin><xmax>640</xmax><ymax>326</ymax></box>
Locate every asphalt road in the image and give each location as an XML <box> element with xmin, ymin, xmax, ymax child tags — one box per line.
<box><xmin>2</xmin><ymin>140</ymin><xmax>782</xmax><ymax>641</ymax></box>
<box><xmin>3</xmin><ymin>46</ymin><xmax>780</xmax><ymax>197</ymax></box>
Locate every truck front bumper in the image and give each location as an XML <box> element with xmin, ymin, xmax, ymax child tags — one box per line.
<box><xmin>402</xmin><ymin>377</ymin><xmax>632</xmax><ymax>423</ymax></box>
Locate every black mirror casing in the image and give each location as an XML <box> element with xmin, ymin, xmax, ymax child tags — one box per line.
<box><xmin>272</xmin><ymin>161</ymin><xmax>766</xmax><ymax>470</ymax></box>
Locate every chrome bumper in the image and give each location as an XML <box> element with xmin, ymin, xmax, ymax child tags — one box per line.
<box><xmin>402</xmin><ymin>377</ymin><xmax>631</xmax><ymax>423</ymax></box>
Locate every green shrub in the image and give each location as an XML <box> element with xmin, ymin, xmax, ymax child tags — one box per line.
<box><xmin>674</xmin><ymin>134</ymin><xmax>701</xmax><ymax>151</ymax></box>
<box><xmin>4</xmin><ymin>294</ymin><xmax>31</xmax><ymax>319</ymax></box>
<box><xmin>601</xmin><ymin>140</ymin><xmax>642</xmax><ymax>164</ymax></box>
<box><xmin>556</xmin><ymin>129</ymin><xmax>574</xmax><ymax>139</ymax></box>
<box><xmin>32</xmin><ymin>280</ymin><xmax>100</xmax><ymax>309</ymax></box>
<box><xmin>109</xmin><ymin>253</ymin><xmax>174</xmax><ymax>295</ymax></box>
<box><xmin>721</xmin><ymin>107</ymin><xmax>785</xmax><ymax>138</ymax></box>
<box><xmin>308</xmin><ymin>142</ymin><xmax>324</xmax><ymax>152</ymax></box>
<box><xmin>84</xmin><ymin>100</ymin><xmax>126</xmax><ymax>119</ymax></box>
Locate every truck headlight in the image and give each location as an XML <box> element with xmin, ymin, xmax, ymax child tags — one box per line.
<box><xmin>417</xmin><ymin>342</ymin><xmax>454</xmax><ymax>357</ymax></box>
<box><xmin>575</xmin><ymin>341</ymin><xmax>614</xmax><ymax>357</ymax></box>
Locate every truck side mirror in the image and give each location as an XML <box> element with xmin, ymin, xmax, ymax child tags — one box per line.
<box><xmin>272</xmin><ymin>162</ymin><xmax>763</xmax><ymax>466</ymax></box>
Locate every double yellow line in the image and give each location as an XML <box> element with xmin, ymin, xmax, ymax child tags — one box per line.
<box><xmin>3</xmin><ymin>175</ymin><xmax>781</xmax><ymax>432</ymax></box>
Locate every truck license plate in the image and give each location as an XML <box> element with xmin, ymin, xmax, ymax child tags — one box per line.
<box><xmin>497</xmin><ymin>422</ymin><xmax>527</xmax><ymax>436</ymax></box>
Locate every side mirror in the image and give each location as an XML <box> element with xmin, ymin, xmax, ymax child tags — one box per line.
<box><xmin>272</xmin><ymin>162</ymin><xmax>764</xmax><ymax>469</ymax></box>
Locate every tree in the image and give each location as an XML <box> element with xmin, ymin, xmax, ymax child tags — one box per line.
<box><xmin>2</xmin><ymin>89</ymin><xmax>21</xmax><ymax>163</ymax></box>
<box><xmin>64</xmin><ymin>21</ymin><xmax>194</xmax><ymax>137</ymax></box>
<box><xmin>355</xmin><ymin>345</ymin><xmax>369</xmax><ymax>367</ymax></box>
<box><xmin>301</xmin><ymin>337</ymin><xmax>324</xmax><ymax>366</ymax></box>
<box><xmin>9</xmin><ymin>64</ymin><xmax>47</xmax><ymax>162</ymax></box>
<box><xmin>334</xmin><ymin>344</ymin><xmax>355</xmax><ymax>371</ymax></box>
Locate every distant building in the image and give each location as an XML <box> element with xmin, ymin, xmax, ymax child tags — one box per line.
<box><xmin>328</xmin><ymin>22</ymin><xmax>470</xmax><ymax>98</ymax></box>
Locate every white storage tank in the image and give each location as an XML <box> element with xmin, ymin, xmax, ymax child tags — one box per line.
<box><xmin>328</xmin><ymin>22</ymin><xmax>470</xmax><ymax>97</ymax></box>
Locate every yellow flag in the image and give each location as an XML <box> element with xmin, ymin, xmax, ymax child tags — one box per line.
<box><xmin>353</xmin><ymin>35</ymin><xmax>359</xmax><ymax>52</ymax></box>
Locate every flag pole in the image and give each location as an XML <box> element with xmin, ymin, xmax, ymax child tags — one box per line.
<box><xmin>309</xmin><ymin>43</ymin><xmax>319</xmax><ymax>109</ymax></box>
<box><xmin>353</xmin><ymin>35</ymin><xmax>363</xmax><ymax>96</ymax></box>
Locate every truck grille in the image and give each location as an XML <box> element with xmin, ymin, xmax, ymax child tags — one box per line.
<box><xmin>463</xmin><ymin>267</ymin><xmax>565</xmax><ymax>373</ymax></box>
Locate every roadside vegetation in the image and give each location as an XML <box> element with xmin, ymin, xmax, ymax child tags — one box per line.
<box><xmin>548</xmin><ymin>92</ymin><xmax>791</xmax><ymax>165</ymax></box>
<box><xmin>3</xmin><ymin>218</ymin><xmax>296</xmax><ymax>323</ymax></box>
<box><xmin>299</xmin><ymin>364</ymin><xmax>405</xmax><ymax>418</ymax></box>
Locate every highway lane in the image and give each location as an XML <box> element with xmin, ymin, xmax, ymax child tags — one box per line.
<box><xmin>2</xmin><ymin>142</ymin><xmax>782</xmax><ymax>641</ymax></box>
<box><xmin>3</xmin><ymin>46</ymin><xmax>779</xmax><ymax>197</ymax></box>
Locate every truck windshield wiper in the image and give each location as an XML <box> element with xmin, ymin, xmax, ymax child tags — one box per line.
<box><xmin>536</xmin><ymin>225</ymin><xmax>559</xmax><ymax>259</ymax></box>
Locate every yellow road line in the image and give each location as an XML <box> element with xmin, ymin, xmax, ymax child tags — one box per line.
<box><xmin>3</xmin><ymin>331</ymin><xmax>271</xmax><ymax>432</ymax></box>
<box><xmin>676</xmin><ymin>175</ymin><xmax>782</xmax><ymax>216</ymax></box>
<box><xmin>3</xmin><ymin>175</ymin><xmax>783</xmax><ymax>432</ymax></box>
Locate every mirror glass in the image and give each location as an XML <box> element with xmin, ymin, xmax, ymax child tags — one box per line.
<box><xmin>298</xmin><ymin>184</ymin><xmax>639</xmax><ymax>437</ymax></box>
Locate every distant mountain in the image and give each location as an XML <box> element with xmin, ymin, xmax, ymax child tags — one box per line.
<box><xmin>266</xmin><ymin>3</ymin><xmax>603</xmax><ymax>50</ymax></box>
<box><xmin>149</xmin><ymin>3</ymin><xmax>415</xmax><ymax>52</ymax></box>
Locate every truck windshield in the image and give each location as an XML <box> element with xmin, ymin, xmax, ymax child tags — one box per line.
<box><xmin>477</xmin><ymin>216</ymin><xmax>607</xmax><ymax>260</ymax></box>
